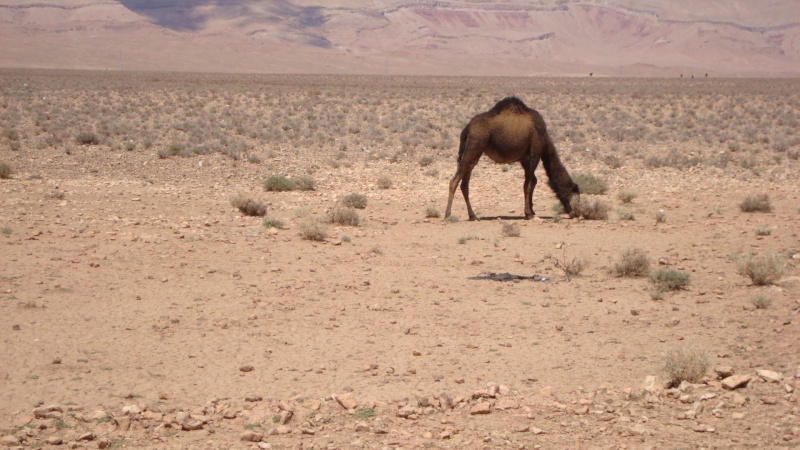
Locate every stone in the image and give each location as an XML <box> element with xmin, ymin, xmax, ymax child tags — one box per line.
<box><xmin>354</xmin><ymin>421</ymin><xmax>370</xmax><ymax>432</ymax></box>
<box><xmin>115</xmin><ymin>416</ymin><xmax>132</xmax><ymax>432</ymax></box>
<box><xmin>33</xmin><ymin>405</ymin><xmax>63</xmax><ymax>419</ymax></box>
<box><xmin>46</xmin><ymin>436</ymin><xmax>64</xmax><ymax>445</ymax></box>
<box><xmin>714</xmin><ymin>366</ymin><xmax>734</xmax><ymax>379</ymax></box>
<box><xmin>122</xmin><ymin>405</ymin><xmax>141</xmax><ymax>415</ymax></box>
<box><xmin>439</xmin><ymin>429</ymin><xmax>453</xmax><ymax>439</ymax></box>
<box><xmin>722</xmin><ymin>374</ymin><xmax>751</xmax><ymax>390</ymax></box>
<box><xmin>244</xmin><ymin>395</ymin><xmax>263</xmax><ymax>402</ymax></box>
<box><xmin>439</xmin><ymin>393</ymin><xmax>454</xmax><ymax>410</ymax></box>
<box><xmin>334</xmin><ymin>392</ymin><xmax>358</xmax><ymax>410</ymax></box>
<box><xmin>239</xmin><ymin>365</ymin><xmax>254</xmax><ymax>372</ymax></box>
<box><xmin>77</xmin><ymin>432</ymin><xmax>95</xmax><ymax>442</ymax></box>
<box><xmin>396</xmin><ymin>405</ymin><xmax>417</xmax><ymax>418</ymax></box>
<box><xmin>240</xmin><ymin>431</ymin><xmax>263</xmax><ymax>442</ymax></box>
<box><xmin>277</xmin><ymin>410</ymin><xmax>292</xmax><ymax>425</ymax></box>
<box><xmin>756</xmin><ymin>369</ymin><xmax>783</xmax><ymax>383</ymax></box>
<box><xmin>180</xmin><ymin>417</ymin><xmax>203</xmax><ymax>431</ymax></box>
<box><xmin>1</xmin><ymin>435</ymin><xmax>20</xmax><ymax>446</ymax></box>
<box><xmin>469</xmin><ymin>401</ymin><xmax>492</xmax><ymax>415</ymax></box>
<box><xmin>731</xmin><ymin>393</ymin><xmax>749</xmax><ymax>407</ymax></box>
<box><xmin>97</xmin><ymin>438</ymin><xmax>111</xmax><ymax>449</ymax></box>
<box><xmin>495</xmin><ymin>398</ymin><xmax>519</xmax><ymax>410</ymax></box>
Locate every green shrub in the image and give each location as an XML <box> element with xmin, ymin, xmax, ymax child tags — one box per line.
<box><xmin>737</xmin><ymin>251</ymin><xmax>786</xmax><ymax>285</ymax></box>
<box><xmin>649</xmin><ymin>269</ymin><xmax>690</xmax><ymax>291</ymax></box>
<box><xmin>739</xmin><ymin>194</ymin><xmax>772</xmax><ymax>213</ymax></box>
<box><xmin>572</xmin><ymin>173</ymin><xmax>608</xmax><ymax>195</ymax></box>
<box><xmin>263</xmin><ymin>175</ymin><xmax>296</xmax><ymax>192</ymax></box>
<box><xmin>341</xmin><ymin>193</ymin><xmax>367</xmax><ymax>209</ymax></box>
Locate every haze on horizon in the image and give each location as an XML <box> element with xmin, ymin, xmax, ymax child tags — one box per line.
<box><xmin>1</xmin><ymin>0</ymin><xmax>798</xmax><ymax>77</ymax></box>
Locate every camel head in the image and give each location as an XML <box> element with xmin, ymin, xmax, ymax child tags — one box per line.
<box><xmin>562</xmin><ymin>183</ymin><xmax>580</xmax><ymax>218</ymax></box>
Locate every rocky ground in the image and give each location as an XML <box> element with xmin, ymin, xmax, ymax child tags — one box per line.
<box><xmin>1</xmin><ymin>71</ymin><xmax>799</xmax><ymax>449</ymax></box>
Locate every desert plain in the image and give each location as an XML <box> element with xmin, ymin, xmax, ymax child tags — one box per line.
<box><xmin>0</xmin><ymin>70</ymin><xmax>799</xmax><ymax>449</ymax></box>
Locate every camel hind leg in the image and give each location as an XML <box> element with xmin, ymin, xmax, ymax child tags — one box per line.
<box><xmin>520</xmin><ymin>153</ymin><xmax>541</xmax><ymax>219</ymax></box>
<box><xmin>445</xmin><ymin>160</ymin><xmax>479</xmax><ymax>221</ymax></box>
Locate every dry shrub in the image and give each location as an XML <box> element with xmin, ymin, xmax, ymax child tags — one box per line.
<box><xmin>649</xmin><ymin>269</ymin><xmax>690</xmax><ymax>291</ymax></box>
<box><xmin>341</xmin><ymin>193</ymin><xmax>367</xmax><ymax>209</ymax></box>
<box><xmin>737</xmin><ymin>251</ymin><xmax>786</xmax><ymax>285</ymax></box>
<box><xmin>230</xmin><ymin>194</ymin><xmax>267</xmax><ymax>217</ymax></box>
<box><xmin>377</xmin><ymin>175</ymin><xmax>393</xmax><ymax>189</ymax></box>
<box><xmin>299</xmin><ymin>220</ymin><xmax>327</xmax><ymax>241</ymax></box>
<box><xmin>293</xmin><ymin>175</ymin><xmax>316</xmax><ymax>191</ymax></box>
<box><xmin>572</xmin><ymin>172</ymin><xmax>608</xmax><ymax>195</ymax></box>
<box><xmin>617</xmin><ymin>190</ymin><xmax>638</xmax><ymax>203</ymax></box>
<box><xmin>425</xmin><ymin>205</ymin><xmax>441</xmax><ymax>218</ymax></box>
<box><xmin>501</xmin><ymin>222</ymin><xmax>520</xmax><ymax>237</ymax></box>
<box><xmin>327</xmin><ymin>206</ymin><xmax>361</xmax><ymax>226</ymax></box>
<box><xmin>661</xmin><ymin>346</ymin><xmax>711</xmax><ymax>386</ymax></box>
<box><xmin>263</xmin><ymin>175</ymin><xmax>296</xmax><ymax>192</ymax></box>
<box><xmin>611</xmin><ymin>248</ymin><xmax>650</xmax><ymax>277</ymax></box>
<box><xmin>739</xmin><ymin>194</ymin><xmax>772</xmax><ymax>213</ymax></box>
<box><xmin>572</xmin><ymin>198</ymin><xmax>610</xmax><ymax>220</ymax></box>
<box><xmin>0</xmin><ymin>162</ymin><xmax>12</xmax><ymax>179</ymax></box>
<box><xmin>547</xmin><ymin>254</ymin><xmax>587</xmax><ymax>276</ymax></box>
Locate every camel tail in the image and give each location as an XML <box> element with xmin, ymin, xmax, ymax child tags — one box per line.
<box><xmin>456</xmin><ymin>125</ymin><xmax>470</xmax><ymax>163</ymax></box>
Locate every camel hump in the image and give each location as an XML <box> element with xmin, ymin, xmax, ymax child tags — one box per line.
<box><xmin>489</xmin><ymin>96</ymin><xmax>532</xmax><ymax>115</ymax></box>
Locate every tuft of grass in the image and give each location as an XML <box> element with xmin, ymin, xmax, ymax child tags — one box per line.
<box><xmin>354</xmin><ymin>407</ymin><xmax>376</xmax><ymax>419</ymax></box>
<box><xmin>327</xmin><ymin>206</ymin><xmax>361</xmax><ymax>226</ymax></box>
<box><xmin>755</xmin><ymin>227</ymin><xmax>771</xmax><ymax>236</ymax></box>
<box><xmin>617</xmin><ymin>190</ymin><xmax>638</xmax><ymax>204</ymax></box>
<box><xmin>611</xmin><ymin>248</ymin><xmax>651</xmax><ymax>277</ymax></box>
<box><xmin>377</xmin><ymin>175</ymin><xmax>393</xmax><ymax>189</ymax></box>
<box><xmin>263</xmin><ymin>175</ymin><xmax>296</xmax><ymax>192</ymax></box>
<box><xmin>751</xmin><ymin>295</ymin><xmax>773</xmax><ymax>309</ymax></box>
<box><xmin>445</xmin><ymin>215</ymin><xmax>459</xmax><ymax>223</ymax></box>
<box><xmin>458</xmin><ymin>234</ymin><xmax>478</xmax><ymax>244</ymax></box>
<box><xmin>739</xmin><ymin>194</ymin><xmax>772</xmax><ymax>213</ymax></box>
<box><xmin>0</xmin><ymin>162</ymin><xmax>12</xmax><ymax>179</ymax></box>
<box><xmin>547</xmin><ymin>253</ymin><xmax>587</xmax><ymax>276</ymax></box>
<box><xmin>572</xmin><ymin>198</ymin><xmax>610</xmax><ymax>220</ymax></box>
<box><xmin>341</xmin><ymin>193</ymin><xmax>367</xmax><ymax>209</ymax></box>
<box><xmin>660</xmin><ymin>346</ymin><xmax>711</xmax><ymax>387</ymax></box>
<box><xmin>572</xmin><ymin>173</ymin><xmax>608</xmax><ymax>195</ymax></box>
<box><xmin>263</xmin><ymin>217</ymin><xmax>285</xmax><ymax>229</ymax></box>
<box><xmin>649</xmin><ymin>289</ymin><xmax>665</xmax><ymax>300</ymax></box>
<box><xmin>293</xmin><ymin>175</ymin><xmax>316</xmax><ymax>191</ymax></box>
<box><xmin>736</xmin><ymin>251</ymin><xmax>786</xmax><ymax>286</ymax></box>
<box><xmin>425</xmin><ymin>205</ymin><xmax>441</xmax><ymax>218</ymax></box>
<box><xmin>2</xmin><ymin>227</ymin><xmax>12</xmax><ymax>235</ymax></box>
<box><xmin>419</xmin><ymin>156</ymin><xmax>434</xmax><ymax>167</ymax></box>
<box><xmin>649</xmin><ymin>269</ymin><xmax>690</xmax><ymax>291</ymax></box>
<box><xmin>501</xmin><ymin>222</ymin><xmax>520</xmax><ymax>237</ymax></box>
<box><xmin>230</xmin><ymin>194</ymin><xmax>267</xmax><ymax>217</ymax></box>
<box><xmin>299</xmin><ymin>220</ymin><xmax>327</xmax><ymax>241</ymax></box>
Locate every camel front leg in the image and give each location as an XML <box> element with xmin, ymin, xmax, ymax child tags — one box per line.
<box><xmin>521</xmin><ymin>160</ymin><xmax>538</xmax><ymax>219</ymax></box>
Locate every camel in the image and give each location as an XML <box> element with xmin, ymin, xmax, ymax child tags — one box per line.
<box><xmin>445</xmin><ymin>96</ymin><xmax>580</xmax><ymax>221</ymax></box>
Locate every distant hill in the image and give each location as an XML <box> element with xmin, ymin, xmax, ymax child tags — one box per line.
<box><xmin>1</xmin><ymin>0</ymin><xmax>798</xmax><ymax>76</ymax></box>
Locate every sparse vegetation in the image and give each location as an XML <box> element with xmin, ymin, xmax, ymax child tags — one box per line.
<box><xmin>501</xmin><ymin>222</ymin><xmax>520</xmax><ymax>237</ymax></box>
<box><xmin>611</xmin><ymin>248</ymin><xmax>651</xmax><ymax>277</ymax></box>
<box><xmin>736</xmin><ymin>251</ymin><xmax>786</xmax><ymax>285</ymax></box>
<box><xmin>755</xmin><ymin>227</ymin><xmax>771</xmax><ymax>236</ymax></box>
<box><xmin>751</xmin><ymin>295</ymin><xmax>773</xmax><ymax>309</ymax></box>
<box><xmin>263</xmin><ymin>175</ymin><xmax>296</xmax><ymax>192</ymax></box>
<box><xmin>263</xmin><ymin>218</ymin><xmax>285</xmax><ymax>229</ymax></box>
<box><xmin>0</xmin><ymin>162</ymin><xmax>12</xmax><ymax>179</ymax></box>
<box><xmin>660</xmin><ymin>346</ymin><xmax>711</xmax><ymax>386</ymax></box>
<box><xmin>354</xmin><ymin>407</ymin><xmax>376</xmax><ymax>419</ymax></box>
<box><xmin>230</xmin><ymin>194</ymin><xmax>267</xmax><ymax>217</ymax></box>
<box><xmin>299</xmin><ymin>220</ymin><xmax>327</xmax><ymax>241</ymax></box>
<box><xmin>425</xmin><ymin>205</ymin><xmax>441</xmax><ymax>218</ymax></box>
<box><xmin>327</xmin><ymin>206</ymin><xmax>361</xmax><ymax>226</ymax></box>
<box><xmin>377</xmin><ymin>175</ymin><xmax>393</xmax><ymax>189</ymax></box>
<box><xmin>617</xmin><ymin>190</ymin><xmax>638</xmax><ymax>203</ymax></box>
<box><xmin>572</xmin><ymin>173</ymin><xmax>608</xmax><ymax>195</ymax></box>
<box><xmin>547</xmin><ymin>253</ymin><xmax>588</xmax><ymax>276</ymax></box>
<box><xmin>293</xmin><ymin>175</ymin><xmax>316</xmax><ymax>191</ymax></box>
<box><xmin>617</xmin><ymin>208</ymin><xmax>635</xmax><ymax>221</ymax></box>
<box><xmin>76</xmin><ymin>131</ymin><xmax>99</xmax><ymax>145</ymax></box>
<box><xmin>649</xmin><ymin>269</ymin><xmax>690</xmax><ymax>291</ymax></box>
<box><xmin>572</xmin><ymin>198</ymin><xmax>610</xmax><ymax>220</ymax></box>
<box><xmin>341</xmin><ymin>193</ymin><xmax>368</xmax><ymax>209</ymax></box>
<box><xmin>739</xmin><ymin>194</ymin><xmax>772</xmax><ymax>213</ymax></box>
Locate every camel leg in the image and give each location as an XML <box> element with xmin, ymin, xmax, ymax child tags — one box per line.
<box><xmin>460</xmin><ymin>168</ymin><xmax>478</xmax><ymax>220</ymax></box>
<box><xmin>521</xmin><ymin>156</ymin><xmax>540</xmax><ymax>219</ymax></box>
<box><xmin>445</xmin><ymin>168</ymin><xmax>464</xmax><ymax>219</ymax></box>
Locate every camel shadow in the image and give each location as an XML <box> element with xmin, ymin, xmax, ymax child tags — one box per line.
<box><xmin>475</xmin><ymin>215</ymin><xmax>556</xmax><ymax>221</ymax></box>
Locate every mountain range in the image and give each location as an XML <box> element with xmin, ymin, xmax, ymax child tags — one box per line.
<box><xmin>1</xmin><ymin>0</ymin><xmax>798</xmax><ymax>76</ymax></box>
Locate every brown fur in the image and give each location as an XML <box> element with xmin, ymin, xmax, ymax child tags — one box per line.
<box><xmin>445</xmin><ymin>96</ymin><xmax>579</xmax><ymax>220</ymax></box>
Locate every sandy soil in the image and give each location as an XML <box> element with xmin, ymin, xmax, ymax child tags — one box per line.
<box><xmin>0</xmin><ymin>71</ymin><xmax>799</xmax><ymax>449</ymax></box>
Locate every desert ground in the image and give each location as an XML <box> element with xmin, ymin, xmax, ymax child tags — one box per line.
<box><xmin>1</xmin><ymin>70</ymin><xmax>799</xmax><ymax>449</ymax></box>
